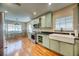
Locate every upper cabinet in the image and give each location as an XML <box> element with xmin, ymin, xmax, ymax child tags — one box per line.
<box><xmin>32</xmin><ymin>12</ymin><xmax>52</xmax><ymax>28</ymax></box>
<box><xmin>45</xmin><ymin>13</ymin><xmax>52</xmax><ymax>27</ymax></box>
<box><xmin>40</xmin><ymin>16</ymin><xmax>46</xmax><ymax>27</ymax></box>
<box><xmin>40</xmin><ymin>12</ymin><xmax>52</xmax><ymax>28</ymax></box>
<box><xmin>30</xmin><ymin>18</ymin><xmax>40</xmax><ymax>29</ymax></box>
<box><xmin>34</xmin><ymin>18</ymin><xmax>39</xmax><ymax>24</ymax></box>
<box><xmin>31</xmin><ymin>12</ymin><xmax>52</xmax><ymax>29</ymax></box>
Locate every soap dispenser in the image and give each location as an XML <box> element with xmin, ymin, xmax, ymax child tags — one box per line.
<box><xmin>74</xmin><ymin>30</ymin><xmax>78</xmax><ymax>37</ymax></box>
<box><xmin>61</xmin><ymin>28</ymin><xmax>63</xmax><ymax>32</ymax></box>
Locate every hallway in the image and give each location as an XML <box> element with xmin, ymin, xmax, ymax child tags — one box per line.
<box><xmin>5</xmin><ymin>37</ymin><xmax>60</xmax><ymax>56</ymax></box>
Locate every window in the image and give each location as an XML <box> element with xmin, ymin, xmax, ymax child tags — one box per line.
<box><xmin>55</xmin><ymin>16</ymin><xmax>73</xmax><ymax>31</ymax></box>
<box><xmin>8</xmin><ymin>24</ymin><xmax>14</xmax><ymax>32</ymax></box>
<box><xmin>8</xmin><ymin>24</ymin><xmax>22</xmax><ymax>33</ymax></box>
<box><xmin>15</xmin><ymin>25</ymin><xmax>22</xmax><ymax>32</ymax></box>
<box><xmin>65</xmin><ymin>16</ymin><xmax>73</xmax><ymax>30</ymax></box>
<box><xmin>28</xmin><ymin>24</ymin><xmax>33</xmax><ymax>33</ymax></box>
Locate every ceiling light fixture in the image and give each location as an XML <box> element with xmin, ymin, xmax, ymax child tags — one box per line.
<box><xmin>4</xmin><ymin>10</ymin><xmax>8</xmax><ymax>13</ymax></box>
<box><xmin>33</xmin><ymin>12</ymin><xmax>37</xmax><ymax>15</ymax></box>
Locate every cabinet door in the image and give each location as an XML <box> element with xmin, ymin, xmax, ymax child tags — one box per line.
<box><xmin>41</xmin><ymin>16</ymin><xmax>46</xmax><ymax>27</ymax></box>
<box><xmin>74</xmin><ymin>40</ymin><xmax>79</xmax><ymax>56</ymax></box>
<box><xmin>60</xmin><ymin>42</ymin><xmax>74</xmax><ymax>56</ymax></box>
<box><xmin>43</xmin><ymin>35</ymin><xmax>49</xmax><ymax>48</ymax></box>
<box><xmin>34</xmin><ymin>18</ymin><xmax>39</xmax><ymax>24</ymax></box>
<box><xmin>45</xmin><ymin>13</ymin><xmax>52</xmax><ymax>27</ymax></box>
<box><xmin>74</xmin><ymin>43</ymin><xmax>79</xmax><ymax>56</ymax></box>
<box><xmin>49</xmin><ymin>39</ymin><xmax>59</xmax><ymax>52</ymax></box>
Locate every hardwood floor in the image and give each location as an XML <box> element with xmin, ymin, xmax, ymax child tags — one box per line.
<box><xmin>5</xmin><ymin>37</ymin><xmax>61</xmax><ymax>56</ymax></box>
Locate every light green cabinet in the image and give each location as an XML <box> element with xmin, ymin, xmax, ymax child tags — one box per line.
<box><xmin>43</xmin><ymin>35</ymin><xmax>49</xmax><ymax>48</ymax></box>
<box><xmin>49</xmin><ymin>39</ymin><xmax>74</xmax><ymax>56</ymax></box>
<box><xmin>49</xmin><ymin>39</ymin><xmax>59</xmax><ymax>52</ymax></box>
<box><xmin>59</xmin><ymin>42</ymin><xmax>74</xmax><ymax>56</ymax></box>
<box><xmin>74</xmin><ymin>43</ymin><xmax>79</xmax><ymax>56</ymax></box>
<box><xmin>74</xmin><ymin>40</ymin><xmax>79</xmax><ymax>56</ymax></box>
<box><xmin>45</xmin><ymin>13</ymin><xmax>52</xmax><ymax>27</ymax></box>
<box><xmin>37</xmin><ymin>34</ymin><xmax>49</xmax><ymax>48</ymax></box>
<box><xmin>41</xmin><ymin>16</ymin><xmax>46</xmax><ymax>27</ymax></box>
<box><xmin>34</xmin><ymin>18</ymin><xmax>39</xmax><ymax>24</ymax></box>
<box><xmin>40</xmin><ymin>13</ymin><xmax>52</xmax><ymax>28</ymax></box>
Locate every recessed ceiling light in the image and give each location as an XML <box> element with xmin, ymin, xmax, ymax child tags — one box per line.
<box><xmin>33</xmin><ymin>12</ymin><xmax>37</xmax><ymax>15</ymax></box>
<box><xmin>48</xmin><ymin>3</ymin><xmax>52</xmax><ymax>6</ymax></box>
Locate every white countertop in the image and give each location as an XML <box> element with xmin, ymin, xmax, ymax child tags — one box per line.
<box><xmin>49</xmin><ymin>34</ymin><xmax>76</xmax><ymax>44</ymax></box>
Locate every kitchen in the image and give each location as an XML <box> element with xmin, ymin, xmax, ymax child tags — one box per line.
<box><xmin>27</xmin><ymin>3</ymin><xmax>79</xmax><ymax>56</ymax></box>
<box><xmin>0</xmin><ymin>3</ymin><xmax>79</xmax><ymax>56</ymax></box>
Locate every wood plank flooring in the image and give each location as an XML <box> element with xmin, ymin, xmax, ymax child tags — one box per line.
<box><xmin>5</xmin><ymin>37</ymin><xmax>60</xmax><ymax>56</ymax></box>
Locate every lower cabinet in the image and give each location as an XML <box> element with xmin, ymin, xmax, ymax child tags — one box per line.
<box><xmin>43</xmin><ymin>35</ymin><xmax>49</xmax><ymax>48</ymax></box>
<box><xmin>59</xmin><ymin>42</ymin><xmax>74</xmax><ymax>56</ymax></box>
<box><xmin>74</xmin><ymin>40</ymin><xmax>79</xmax><ymax>56</ymax></box>
<box><xmin>37</xmin><ymin>34</ymin><xmax>75</xmax><ymax>56</ymax></box>
<box><xmin>49</xmin><ymin>39</ymin><xmax>74</xmax><ymax>56</ymax></box>
<box><xmin>49</xmin><ymin>39</ymin><xmax>59</xmax><ymax>53</ymax></box>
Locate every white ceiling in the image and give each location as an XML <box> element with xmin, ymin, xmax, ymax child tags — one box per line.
<box><xmin>0</xmin><ymin>3</ymin><xmax>73</xmax><ymax>22</ymax></box>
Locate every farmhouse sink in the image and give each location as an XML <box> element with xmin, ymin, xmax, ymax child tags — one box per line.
<box><xmin>49</xmin><ymin>34</ymin><xmax>76</xmax><ymax>44</ymax></box>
